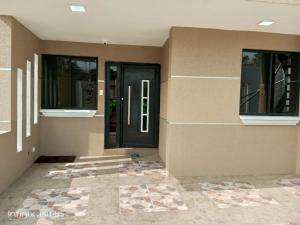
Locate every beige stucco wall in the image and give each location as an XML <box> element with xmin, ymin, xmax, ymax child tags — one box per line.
<box><xmin>158</xmin><ymin>39</ymin><xmax>171</xmax><ymax>163</ymax></box>
<box><xmin>39</xmin><ymin>40</ymin><xmax>161</xmax><ymax>156</ymax></box>
<box><xmin>166</xmin><ymin>27</ymin><xmax>300</xmax><ymax>177</ymax></box>
<box><xmin>297</xmin><ymin>129</ymin><xmax>300</xmax><ymax>175</ymax></box>
<box><xmin>0</xmin><ymin>16</ymin><xmax>40</xmax><ymax>193</ymax></box>
<box><xmin>2</xmin><ymin>15</ymin><xmax>300</xmax><ymax>194</ymax></box>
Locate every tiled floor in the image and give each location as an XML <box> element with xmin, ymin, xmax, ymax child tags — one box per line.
<box><xmin>199</xmin><ymin>181</ymin><xmax>279</xmax><ymax>208</ymax></box>
<box><xmin>16</xmin><ymin>187</ymin><xmax>89</xmax><ymax>218</ymax></box>
<box><xmin>119</xmin><ymin>160</ymin><xmax>166</xmax><ymax>177</ymax></box>
<box><xmin>119</xmin><ymin>183</ymin><xmax>187</xmax><ymax>214</ymax></box>
<box><xmin>1</xmin><ymin>150</ymin><xmax>300</xmax><ymax>225</ymax></box>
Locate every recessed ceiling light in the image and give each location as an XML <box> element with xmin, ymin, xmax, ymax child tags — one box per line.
<box><xmin>70</xmin><ymin>4</ymin><xmax>86</xmax><ymax>13</ymax></box>
<box><xmin>258</xmin><ymin>20</ymin><xmax>275</xmax><ymax>26</ymax></box>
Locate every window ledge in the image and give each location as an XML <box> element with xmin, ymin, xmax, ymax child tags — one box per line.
<box><xmin>0</xmin><ymin>130</ymin><xmax>10</xmax><ymax>135</ymax></box>
<box><xmin>240</xmin><ymin>115</ymin><xmax>300</xmax><ymax>126</ymax></box>
<box><xmin>40</xmin><ymin>109</ymin><xmax>97</xmax><ymax>118</ymax></box>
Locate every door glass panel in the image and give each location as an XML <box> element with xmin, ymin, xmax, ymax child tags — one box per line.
<box><xmin>141</xmin><ymin>80</ymin><xmax>149</xmax><ymax>133</ymax></box>
<box><xmin>143</xmin><ymin>82</ymin><xmax>148</xmax><ymax>97</ymax></box>
<box><xmin>107</xmin><ymin>65</ymin><xmax>119</xmax><ymax>146</ymax></box>
<box><xmin>142</xmin><ymin>115</ymin><xmax>147</xmax><ymax>131</ymax></box>
<box><xmin>108</xmin><ymin>99</ymin><xmax>117</xmax><ymax>145</ymax></box>
<box><xmin>142</xmin><ymin>99</ymin><xmax>148</xmax><ymax>114</ymax></box>
<box><xmin>109</xmin><ymin>66</ymin><xmax>118</xmax><ymax>98</ymax></box>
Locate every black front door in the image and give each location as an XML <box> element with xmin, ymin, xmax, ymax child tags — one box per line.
<box><xmin>105</xmin><ymin>63</ymin><xmax>160</xmax><ymax>148</ymax></box>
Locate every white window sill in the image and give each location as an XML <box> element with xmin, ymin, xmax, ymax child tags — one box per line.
<box><xmin>0</xmin><ymin>130</ymin><xmax>10</xmax><ymax>135</ymax></box>
<box><xmin>40</xmin><ymin>109</ymin><xmax>97</xmax><ymax>118</ymax></box>
<box><xmin>240</xmin><ymin>115</ymin><xmax>300</xmax><ymax>126</ymax></box>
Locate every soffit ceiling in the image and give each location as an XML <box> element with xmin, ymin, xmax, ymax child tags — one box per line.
<box><xmin>0</xmin><ymin>0</ymin><xmax>300</xmax><ymax>46</ymax></box>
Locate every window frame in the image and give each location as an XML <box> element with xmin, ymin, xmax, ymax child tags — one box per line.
<box><xmin>41</xmin><ymin>54</ymin><xmax>98</xmax><ymax>111</ymax></box>
<box><xmin>239</xmin><ymin>49</ymin><xmax>300</xmax><ymax>117</ymax></box>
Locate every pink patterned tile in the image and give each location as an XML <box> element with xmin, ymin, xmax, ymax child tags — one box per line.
<box><xmin>151</xmin><ymin>195</ymin><xmax>188</xmax><ymax>212</ymax></box>
<box><xmin>119</xmin><ymin>185</ymin><xmax>148</xmax><ymax>198</ymax></box>
<box><xmin>118</xmin><ymin>183</ymin><xmax>187</xmax><ymax>215</ymax></box>
<box><xmin>147</xmin><ymin>184</ymin><xmax>180</xmax><ymax>196</ymax></box>
<box><xmin>119</xmin><ymin>196</ymin><xmax>153</xmax><ymax>214</ymax></box>
<box><xmin>16</xmin><ymin>187</ymin><xmax>90</xmax><ymax>218</ymax></box>
<box><xmin>119</xmin><ymin>161</ymin><xmax>166</xmax><ymax>177</ymax></box>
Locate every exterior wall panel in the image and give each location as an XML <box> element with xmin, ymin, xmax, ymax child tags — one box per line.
<box><xmin>167</xmin><ymin>27</ymin><xmax>300</xmax><ymax>177</ymax></box>
<box><xmin>40</xmin><ymin>40</ymin><xmax>161</xmax><ymax>156</ymax></box>
<box><xmin>0</xmin><ymin>16</ymin><xmax>40</xmax><ymax>193</ymax></box>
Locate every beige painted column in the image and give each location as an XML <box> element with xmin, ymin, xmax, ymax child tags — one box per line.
<box><xmin>296</xmin><ymin>126</ymin><xmax>300</xmax><ymax>175</ymax></box>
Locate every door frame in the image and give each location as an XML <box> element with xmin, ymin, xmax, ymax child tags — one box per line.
<box><xmin>104</xmin><ymin>61</ymin><xmax>160</xmax><ymax>149</ymax></box>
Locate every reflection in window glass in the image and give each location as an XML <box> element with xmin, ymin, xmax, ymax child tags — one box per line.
<box><xmin>108</xmin><ymin>99</ymin><xmax>117</xmax><ymax>145</ymax></box>
<box><xmin>109</xmin><ymin>66</ymin><xmax>118</xmax><ymax>98</ymax></box>
<box><xmin>240</xmin><ymin>50</ymin><xmax>299</xmax><ymax>116</ymax></box>
<box><xmin>42</xmin><ymin>55</ymin><xmax>98</xmax><ymax>109</ymax></box>
<box><xmin>240</xmin><ymin>52</ymin><xmax>269</xmax><ymax>114</ymax></box>
<box><xmin>107</xmin><ymin>65</ymin><xmax>119</xmax><ymax>146</ymax></box>
<box><xmin>71</xmin><ymin>58</ymin><xmax>97</xmax><ymax>109</ymax></box>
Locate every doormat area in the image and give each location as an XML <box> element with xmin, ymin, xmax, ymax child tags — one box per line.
<box><xmin>35</xmin><ymin>156</ymin><xmax>76</xmax><ymax>163</ymax></box>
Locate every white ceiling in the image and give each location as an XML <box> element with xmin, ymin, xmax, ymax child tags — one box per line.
<box><xmin>0</xmin><ymin>0</ymin><xmax>300</xmax><ymax>46</ymax></box>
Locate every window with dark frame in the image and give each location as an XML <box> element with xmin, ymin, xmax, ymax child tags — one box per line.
<box><xmin>42</xmin><ymin>55</ymin><xmax>98</xmax><ymax>110</ymax></box>
<box><xmin>240</xmin><ymin>49</ymin><xmax>300</xmax><ymax>116</ymax></box>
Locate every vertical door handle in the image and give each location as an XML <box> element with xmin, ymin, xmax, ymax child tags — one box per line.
<box><xmin>128</xmin><ymin>86</ymin><xmax>131</xmax><ymax>125</ymax></box>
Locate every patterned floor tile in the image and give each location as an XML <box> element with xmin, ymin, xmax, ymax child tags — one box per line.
<box><xmin>199</xmin><ymin>181</ymin><xmax>278</xmax><ymax>208</ymax></box>
<box><xmin>16</xmin><ymin>187</ymin><xmax>90</xmax><ymax>218</ymax></box>
<box><xmin>283</xmin><ymin>187</ymin><xmax>300</xmax><ymax>196</ymax></box>
<box><xmin>151</xmin><ymin>195</ymin><xmax>188</xmax><ymax>212</ymax></box>
<box><xmin>45</xmin><ymin>163</ymin><xmax>122</xmax><ymax>179</ymax></box>
<box><xmin>273</xmin><ymin>178</ymin><xmax>300</xmax><ymax>197</ymax></box>
<box><xmin>147</xmin><ymin>184</ymin><xmax>180</xmax><ymax>196</ymax></box>
<box><xmin>46</xmin><ymin>169</ymin><xmax>98</xmax><ymax>179</ymax></box>
<box><xmin>119</xmin><ymin>184</ymin><xmax>187</xmax><ymax>214</ymax></box>
<box><xmin>202</xmin><ymin>188</ymin><xmax>278</xmax><ymax>208</ymax></box>
<box><xmin>119</xmin><ymin>185</ymin><xmax>148</xmax><ymax>198</ymax></box>
<box><xmin>199</xmin><ymin>181</ymin><xmax>255</xmax><ymax>191</ymax></box>
<box><xmin>119</xmin><ymin>196</ymin><xmax>153</xmax><ymax>214</ymax></box>
<box><xmin>274</xmin><ymin>178</ymin><xmax>300</xmax><ymax>187</ymax></box>
<box><xmin>119</xmin><ymin>161</ymin><xmax>166</xmax><ymax>177</ymax></box>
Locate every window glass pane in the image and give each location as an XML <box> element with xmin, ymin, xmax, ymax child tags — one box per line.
<box><xmin>240</xmin><ymin>51</ymin><xmax>270</xmax><ymax>114</ymax></box>
<box><xmin>240</xmin><ymin>50</ymin><xmax>299</xmax><ymax>116</ymax></box>
<box><xmin>271</xmin><ymin>53</ymin><xmax>298</xmax><ymax>114</ymax></box>
<box><xmin>71</xmin><ymin>58</ymin><xmax>97</xmax><ymax>109</ymax></box>
<box><xmin>42</xmin><ymin>56</ymin><xmax>71</xmax><ymax>109</ymax></box>
<box><xmin>42</xmin><ymin>55</ymin><xmax>98</xmax><ymax>110</ymax></box>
